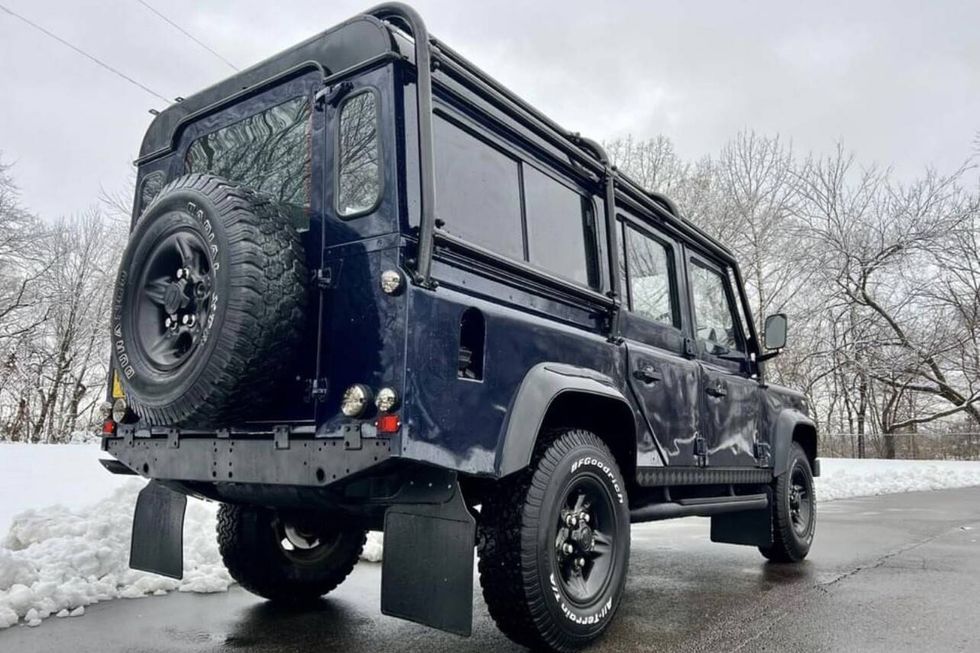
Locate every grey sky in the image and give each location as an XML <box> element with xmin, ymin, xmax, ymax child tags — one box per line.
<box><xmin>1</xmin><ymin>0</ymin><xmax>977</xmax><ymax>220</ymax></box>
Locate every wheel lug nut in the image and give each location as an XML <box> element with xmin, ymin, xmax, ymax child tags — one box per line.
<box><xmin>562</xmin><ymin>543</ymin><xmax>574</xmax><ymax>555</ymax></box>
<box><xmin>582</xmin><ymin>513</ymin><xmax>590</xmax><ymax>524</ymax></box>
<box><xmin>577</xmin><ymin>557</ymin><xmax>585</xmax><ymax>568</ymax></box>
<box><xmin>566</xmin><ymin>515</ymin><xmax>577</xmax><ymax>527</ymax></box>
<box><xmin>164</xmin><ymin>317</ymin><xmax>172</xmax><ymax>328</ymax></box>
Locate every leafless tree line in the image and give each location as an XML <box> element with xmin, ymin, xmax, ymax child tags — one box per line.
<box><xmin>608</xmin><ymin>133</ymin><xmax>980</xmax><ymax>459</ymax></box>
<box><xmin>0</xmin><ymin>154</ymin><xmax>128</xmax><ymax>442</ymax></box>
<box><xmin>1</xmin><ymin>128</ymin><xmax>977</xmax><ymax>456</ymax></box>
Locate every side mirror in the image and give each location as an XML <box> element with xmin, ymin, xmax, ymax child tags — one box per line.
<box><xmin>763</xmin><ymin>313</ymin><xmax>788</xmax><ymax>351</ymax></box>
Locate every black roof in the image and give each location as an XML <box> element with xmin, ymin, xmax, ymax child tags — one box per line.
<box><xmin>135</xmin><ymin>4</ymin><xmax>733</xmax><ymax>261</ymax></box>
<box><xmin>137</xmin><ymin>15</ymin><xmax>397</xmax><ymax>163</ymax></box>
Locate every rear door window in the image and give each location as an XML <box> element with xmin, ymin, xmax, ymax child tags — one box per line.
<box><xmin>185</xmin><ymin>96</ymin><xmax>312</xmax><ymax>230</ymax></box>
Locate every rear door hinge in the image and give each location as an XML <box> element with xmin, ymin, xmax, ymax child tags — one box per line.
<box><xmin>314</xmin><ymin>80</ymin><xmax>353</xmax><ymax>109</ymax></box>
<box><xmin>314</xmin><ymin>268</ymin><xmax>333</xmax><ymax>290</ymax></box>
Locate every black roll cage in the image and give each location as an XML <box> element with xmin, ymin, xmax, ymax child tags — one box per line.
<box><xmin>364</xmin><ymin>3</ymin><xmax>761</xmax><ymax>352</ymax></box>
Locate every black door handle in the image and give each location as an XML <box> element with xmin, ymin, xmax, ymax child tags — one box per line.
<box><xmin>633</xmin><ymin>365</ymin><xmax>661</xmax><ymax>384</ymax></box>
<box><xmin>706</xmin><ymin>382</ymin><xmax>727</xmax><ymax>398</ymax></box>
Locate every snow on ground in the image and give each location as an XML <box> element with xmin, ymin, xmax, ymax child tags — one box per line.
<box><xmin>1</xmin><ymin>444</ymin><xmax>979</xmax><ymax>630</ymax></box>
<box><xmin>816</xmin><ymin>457</ymin><xmax>980</xmax><ymax>501</ymax></box>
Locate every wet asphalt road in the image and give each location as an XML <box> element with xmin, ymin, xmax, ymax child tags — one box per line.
<box><xmin>3</xmin><ymin>486</ymin><xmax>979</xmax><ymax>653</ymax></box>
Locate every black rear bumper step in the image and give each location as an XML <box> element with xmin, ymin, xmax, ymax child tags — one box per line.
<box><xmin>630</xmin><ymin>493</ymin><xmax>768</xmax><ymax>523</ymax></box>
<box><xmin>100</xmin><ymin>458</ymin><xmax>138</xmax><ymax>476</ymax></box>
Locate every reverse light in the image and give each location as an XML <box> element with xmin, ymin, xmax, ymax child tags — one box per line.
<box><xmin>111</xmin><ymin>398</ymin><xmax>128</xmax><ymax>423</ymax></box>
<box><xmin>341</xmin><ymin>384</ymin><xmax>372</xmax><ymax>417</ymax></box>
<box><xmin>376</xmin><ymin>414</ymin><xmax>400</xmax><ymax>434</ymax></box>
<box><xmin>375</xmin><ymin>387</ymin><xmax>399</xmax><ymax>412</ymax></box>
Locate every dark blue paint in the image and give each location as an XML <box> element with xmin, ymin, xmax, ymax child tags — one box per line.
<box><xmin>130</xmin><ymin>30</ymin><xmax>815</xmax><ymax>487</ymax></box>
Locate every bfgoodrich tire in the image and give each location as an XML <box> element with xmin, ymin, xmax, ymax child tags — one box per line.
<box><xmin>760</xmin><ymin>442</ymin><xmax>816</xmax><ymax>562</ymax></box>
<box><xmin>216</xmin><ymin>505</ymin><xmax>366</xmax><ymax>602</ymax></box>
<box><xmin>109</xmin><ymin>173</ymin><xmax>307</xmax><ymax>426</ymax></box>
<box><xmin>478</xmin><ymin>430</ymin><xmax>630</xmax><ymax>652</ymax></box>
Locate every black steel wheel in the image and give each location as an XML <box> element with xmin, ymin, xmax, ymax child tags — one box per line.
<box><xmin>478</xmin><ymin>430</ymin><xmax>630</xmax><ymax>652</ymax></box>
<box><xmin>217</xmin><ymin>505</ymin><xmax>366</xmax><ymax>602</ymax></box>
<box><xmin>110</xmin><ymin>173</ymin><xmax>307</xmax><ymax>426</ymax></box>
<box><xmin>760</xmin><ymin>442</ymin><xmax>816</xmax><ymax>563</ymax></box>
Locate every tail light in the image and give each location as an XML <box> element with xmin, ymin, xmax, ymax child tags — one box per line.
<box><xmin>376</xmin><ymin>414</ymin><xmax>400</xmax><ymax>435</ymax></box>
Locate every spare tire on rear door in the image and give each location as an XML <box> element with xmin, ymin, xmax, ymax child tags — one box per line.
<box><xmin>110</xmin><ymin>173</ymin><xmax>308</xmax><ymax>427</ymax></box>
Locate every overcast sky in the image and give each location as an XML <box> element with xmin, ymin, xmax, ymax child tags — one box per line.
<box><xmin>1</xmin><ymin>0</ymin><xmax>977</xmax><ymax>220</ymax></box>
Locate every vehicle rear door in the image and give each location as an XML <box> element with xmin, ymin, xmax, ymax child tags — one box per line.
<box><xmin>618</xmin><ymin>217</ymin><xmax>701</xmax><ymax>467</ymax></box>
<box><xmin>686</xmin><ymin>255</ymin><xmax>760</xmax><ymax>467</ymax></box>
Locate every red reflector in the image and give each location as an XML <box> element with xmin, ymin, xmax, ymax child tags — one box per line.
<box><xmin>376</xmin><ymin>414</ymin><xmax>400</xmax><ymax>435</ymax></box>
<box><xmin>101</xmin><ymin>420</ymin><xmax>116</xmax><ymax>436</ymax></box>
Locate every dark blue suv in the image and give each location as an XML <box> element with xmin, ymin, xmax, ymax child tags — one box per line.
<box><xmin>101</xmin><ymin>4</ymin><xmax>819</xmax><ymax>651</ymax></box>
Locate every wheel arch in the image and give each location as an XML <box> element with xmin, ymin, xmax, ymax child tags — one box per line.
<box><xmin>495</xmin><ymin>363</ymin><xmax>638</xmax><ymax>480</ymax></box>
<box><xmin>772</xmin><ymin>409</ymin><xmax>818</xmax><ymax>477</ymax></box>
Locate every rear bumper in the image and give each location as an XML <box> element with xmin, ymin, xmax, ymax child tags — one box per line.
<box><xmin>103</xmin><ymin>425</ymin><xmax>394</xmax><ymax>489</ymax></box>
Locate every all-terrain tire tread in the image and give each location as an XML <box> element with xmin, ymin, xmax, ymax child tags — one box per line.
<box><xmin>478</xmin><ymin>429</ymin><xmax>624</xmax><ymax>653</ymax></box>
<box><xmin>216</xmin><ymin>504</ymin><xmax>365</xmax><ymax>601</ymax></box>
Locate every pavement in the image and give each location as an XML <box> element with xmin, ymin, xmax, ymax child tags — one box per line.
<box><xmin>2</xmin><ymin>486</ymin><xmax>979</xmax><ymax>653</ymax></box>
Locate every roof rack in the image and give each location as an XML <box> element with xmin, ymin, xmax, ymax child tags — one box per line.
<box><xmin>366</xmin><ymin>3</ymin><xmax>732</xmax><ymax>291</ymax></box>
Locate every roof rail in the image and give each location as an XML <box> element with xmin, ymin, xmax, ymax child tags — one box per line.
<box><xmin>367</xmin><ymin>2</ymin><xmax>732</xmax><ymax>286</ymax></box>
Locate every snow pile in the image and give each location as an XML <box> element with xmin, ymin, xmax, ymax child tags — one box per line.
<box><xmin>0</xmin><ymin>480</ymin><xmax>231</xmax><ymax>629</ymax></box>
<box><xmin>817</xmin><ymin>458</ymin><xmax>980</xmax><ymax>501</ymax></box>
<box><xmin>362</xmin><ymin>531</ymin><xmax>384</xmax><ymax>562</ymax></box>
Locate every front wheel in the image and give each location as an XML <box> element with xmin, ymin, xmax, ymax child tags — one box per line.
<box><xmin>216</xmin><ymin>505</ymin><xmax>366</xmax><ymax>602</ymax></box>
<box><xmin>478</xmin><ymin>430</ymin><xmax>630</xmax><ymax>652</ymax></box>
<box><xmin>759</xmin><ymin>442</ymin><xmax>816</xmax><ymax>562</ymax></box>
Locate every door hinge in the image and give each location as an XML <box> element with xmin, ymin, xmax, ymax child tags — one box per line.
<box><xmin>694</xmin><ymin>434</ymin><xmax>708</xmax><ymax>467</ymax></box>
<box><xmin>315</xmin><ymin>80</ymin><xmax>353</xmax><ymax>109</ymax></box>
<box><xmin>314</xmin><ymin>268</ymin><xmax>333</xmax><ymax>290</ymax></box>
<box><xmin>753</xmin><ymin>441</ymin><xmax>771</xmax><ymax>467</ymax></box>
<box><xmin>683</xmin><ymin>337</ymin><xmax>697</xmax><ymax>358</ymax></box>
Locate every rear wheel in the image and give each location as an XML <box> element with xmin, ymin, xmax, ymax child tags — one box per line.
<box><xmin>217</xmin><ymin>505</ymin><xmax>365</xmax><ymax>602</ymax></box>
<box><xmin>760</xmin><ymin>442</ymin><xmax>816</xmax><ymax>562</ymax></box>
<box><xmin>478</xmin><ymin>430</ymin><xmax>630</xmax><ymax>652</ymax></box>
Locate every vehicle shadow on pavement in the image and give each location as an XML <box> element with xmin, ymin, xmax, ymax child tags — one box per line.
<box><xmin>222</xmin><ymin>599</ymin><xmax>370</xmax><ymax>650</ymax></box>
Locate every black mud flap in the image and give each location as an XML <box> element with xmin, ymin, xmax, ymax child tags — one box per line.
<box><xmin>381</xmin><ymin>482</ymin><xmax>476</xmax><ymax>636</ymax></box>
<box><xmin>710</xmin><ymin>504</ymin><xmax>773</xmax><ymax>547</ymax></box>
<box><xmin>130</xmin><ymin>481</ymin><xmax>187</xmax><ymax>579</ymax></box>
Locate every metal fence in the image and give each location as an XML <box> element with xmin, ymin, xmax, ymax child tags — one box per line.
<box><xmin>820</xmin><ymin>431</ymin><xmax>980</xmax><ymax>461</ymax></box>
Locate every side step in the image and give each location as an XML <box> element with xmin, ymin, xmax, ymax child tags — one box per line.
<box><xmin>630</xmin><ymin>493</ymin><xmax>768</xmax><ymax>523</ymax></box>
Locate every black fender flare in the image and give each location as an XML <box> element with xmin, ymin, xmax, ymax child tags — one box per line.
<box><xmin>771</xmin><ymin>409</ymin><xmax>818</xmax><ymax>477</ymax></box>
<box><xmin>495</xmin><ymin>362</ymin><xmax>634</xmax><ymax>477</ymax></box>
